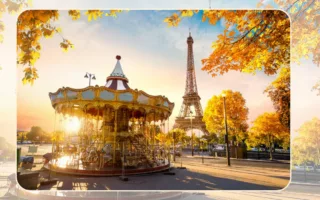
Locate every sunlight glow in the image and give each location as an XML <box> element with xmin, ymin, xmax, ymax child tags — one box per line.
<box><xmin>56</xmin><ymin>156</ymin><xmax>72</xmax><ymax>168</ymax></box>
<box><xmin>66</xmin><ymin>117</ymin><xmax>81</xmax><ymax>133</ymax></box>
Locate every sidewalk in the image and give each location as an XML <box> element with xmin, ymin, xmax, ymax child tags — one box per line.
<box><xmin>185</xmin><ymin>155</ymin><xmax>290</xmax><ymax>164</ymax></box>
<box><xmin>291</xmin><ymin>181</ymin><xmax>320</xmax><ymax>186</ymax></box>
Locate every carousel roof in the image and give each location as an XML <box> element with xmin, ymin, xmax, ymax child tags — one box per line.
<box><xmin>105</xmin><ymin>55</ymin><xmax>130</xmax><ymax>90</ymax></box>
<box><xmin>49</xmin><ymin>55</ymin><xmax>175</xmax><ymax>120</ymax></box>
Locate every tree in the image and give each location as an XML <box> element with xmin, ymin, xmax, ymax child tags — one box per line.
<box><xmin>203</xmin><ymin>90</ymin><xmax>249</xmax><ymax>142</ymax></box>
<box><xmin>201</xmin><ymin>132</ymin><xmax>219</xmax><ymax>144</ymax></box>
<box><xmin>294</xmin><ymin>118</ymin><xmax>320</xmax><ymax>166</ymax></box>
<box><xmin>200</xmin><ymin>138</ymin><xmax>208</xmax><ymax>150</ymax></box>
<box><xmin>258</xmin><ymin>0</ymin><xmax>320</xmax><ymax>66</ymax></box>
<box><xmin>292</xmin><ymin>136</ymin><xmax>309</xmax><ymax>166</ymax></box>
<box><xmin>258</xmin><ymin>1</ymin><xmax>320</xmax><ymax>93</ymax></box>
<box><xmin>16</xmin><ymin>9</ymin><xmax>123</xmax><ymax>85</ymax></box>
<box><xmin>0</xmin><ymin>0</ymin><xmax>30</xmax><ymax>42</ymax></box>
<box><xmin>248</xmin><ymin>112</ymin><xmax>289</xmax><ymax>160</ymax></box>
<box><xmin>164</xmin><ymin>10</ymin><xmax>290</xmax><ymax>77</ymax></box>
<box><xmin>168</xmin><ymin>128</ymin><xmax>187</xmax><ymax>145</ymax></box>
<box><xmin>17</xmin><ymin>131</ymin><xmax>27</xmax><ymax>143</ymax></box>
<box><xmin>264</xmin><ymin>66</ymin><xmax>290</xmax><ymax>129</ymax></box>
<box><xmin>26</xmin><ymin>126</ymin><xmax>45</xmax><ymax>142</ymax></box>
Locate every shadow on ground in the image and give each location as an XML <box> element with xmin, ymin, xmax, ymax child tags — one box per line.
<box><xmin>38</xmin><ymin>168</ymin><xmax>280</xmax><ymax>190</ymax></box>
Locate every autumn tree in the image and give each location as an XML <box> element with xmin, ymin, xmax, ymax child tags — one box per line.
<box><xmin>259</xmin><ymin>0</ymin><xmax>320</xmax><ymax>66</ymax></box>
<box><xmin>168</xmin><ymin>128</ymin><xmax>187</xmax><ymax>146</ymax></box>
<box><xmin>17</xmin><ymin>131</ymin><xmax>27</xmax><ymax>143</ymax></box>
<box><xmin>164</xmin><ymin>10</ymin><xmax>290</xmax><ymax>77</ymax></box>
<box><xmin>258</xmin><ymin>0</ymin><xmax>320</xmax><ymax>93</ymax></box>
<box><xmin>265</xmin><ymin>66</ymin><xmax>290</xmax><ymax>129</ymax></box>
<box><xmin>0</xmin><ymin>0</ymin><xmax>30</xmax><ymax>43</ymax></box>
<box><xmin>16</xmin><ymin>9</ymin><xmax>123</xmax><ymax>85</ymax></box>
<box><xmin>248</xmin><ymin>112</ymin><xmax>289</xmax><ymax>160</ymax></box>
<box><xmin>0</xmin><ymin>0</ymin><xmax>30</xmax><ymax>70</ymax></box>
<box><xmin>294</xmin><ymin>118</ymin><xmax>320</xmax><ymax>166</ymax></box>
<box><xmin>201</xmin><ymin>132</ymin><xmax>219</xmax><ymax>144</ymax></box>
<box><xmin>203</xmin><ymin>90</ymin><xmax>249</xmax><ymax>142</ymax></box>
<box><xmin>292</xmin><ymin>136</ymin><xmax>310</xmax><ymax>166</ymax></box>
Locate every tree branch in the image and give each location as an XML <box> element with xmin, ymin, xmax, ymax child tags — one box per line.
<box><xmin>292</xmin><ymin>0</ymin><xmax>316</xmax><ymax>23</ymax></box>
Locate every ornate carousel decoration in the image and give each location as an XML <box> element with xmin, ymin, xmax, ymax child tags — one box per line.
<box><xmin>48</xmin><ymin>55</ymin><xmax>174</xmax><ymax>176</ymax></box>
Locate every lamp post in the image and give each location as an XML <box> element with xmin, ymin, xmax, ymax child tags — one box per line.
<box><xmin>84</xmin><ymin>72</ymin><xmax>96</xmax><ymax>86</ymax></box>
<box><xmin>222</xmin><ymin>93</ymin><xmax>231</xmax><ymax>166</ymax></box>
<box><xmin>201</xmin><ymin>140</ymin><xmax>204</xmax><ymax>163</ymax></box>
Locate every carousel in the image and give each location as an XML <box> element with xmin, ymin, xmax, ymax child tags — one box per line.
<box><xmin>47</xmin><ymin>55</ymin><xmax>174</xmax><ymax>176</ymax></box>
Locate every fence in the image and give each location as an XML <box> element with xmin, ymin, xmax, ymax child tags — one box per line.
<box><xmin>209</xmin><ymin>150</ymin><xmax>290</xmax><ymax>160</ymax></box>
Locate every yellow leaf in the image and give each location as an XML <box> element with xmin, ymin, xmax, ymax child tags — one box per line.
<box><xmin>56</xmin><ymin>27</ymin><xmax>62</xmax><ymax>33</ymax></box>
<box><xmin>181</xmin><ymin>10</ymin><xmax>193</xmax><ymax>17</ymax></box>
<box><xmin>28</xmin><ymin>0</ymin><xmax>33</xmax><ymax>7</ymax></box>
<box><xmin>229</xmin><ymin>30</ymin><xmax>236</xmax><ymax>37</ymax></box>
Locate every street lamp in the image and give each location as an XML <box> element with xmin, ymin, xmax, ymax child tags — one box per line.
<box><xmin>222</xmin><ymin>93</ymin><xmax>231</xmax><ymax>166</ymax></box>
<box><xmin>84</xmin><ymin>72</ymin><xmax>96</xmax><ymax>86</ymax></box>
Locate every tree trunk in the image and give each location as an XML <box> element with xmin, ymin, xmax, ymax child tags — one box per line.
<box><xmin>269</xmin><ymin>142</ymin><xmax>273</xmax><ymax>160</ymax></box>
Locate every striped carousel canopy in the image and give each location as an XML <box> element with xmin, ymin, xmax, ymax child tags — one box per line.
<box><xmin>105</xmin><ymin>55</ymin><xmax>130</xmax><ymax>90</ymax></box>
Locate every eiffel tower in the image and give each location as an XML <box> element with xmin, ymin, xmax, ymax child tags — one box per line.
<box><xmin>174</xmin><ymin>32</ymin><xmax>208</xmax><ymax>134</ymax></box>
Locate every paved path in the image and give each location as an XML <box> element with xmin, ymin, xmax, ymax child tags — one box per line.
<box><xmin>34</xmin><ymin>155</ymin><xmax>289</xmax><ymax>190</ymax></box>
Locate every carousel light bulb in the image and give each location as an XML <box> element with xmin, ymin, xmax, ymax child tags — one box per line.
<box><xmin>66</xmin><ymin>117</ymin><xmax>81</xmax><ymax>132</ymax></box>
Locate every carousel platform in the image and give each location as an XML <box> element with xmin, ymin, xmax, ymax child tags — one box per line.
<box><xmin>45</xmin><ymin>160</ymin><xmax>171</xmax><ymax>176</ymax></box>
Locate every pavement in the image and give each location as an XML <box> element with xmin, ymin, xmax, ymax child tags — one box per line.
<box><xmin>2</xmin><ymin>154</ymin><xmax>320</xmax><ymax>199</ymax></box>
<box><xmin>291</xmin><ymin>171</ymin><xmax>320</xmax><ymax>185</ymax></box>
<box><xmin>28</xmin><ymin>154</ymin><xmax>289</xmax><ymax>190</ymax></box>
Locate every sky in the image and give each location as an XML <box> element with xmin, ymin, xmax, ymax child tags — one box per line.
<box><xmin>16</xmin><ymin>10</ymin><xmax>276</xmax><ymax>136</ymax></box>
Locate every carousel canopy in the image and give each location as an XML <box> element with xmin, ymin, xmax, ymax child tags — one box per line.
<box><xmin>49</xmin><ymin>86</ymin><xmax>174</xmax><ymax>121</ymax></box>
<box><xmin>49</xmin><ymin>55</ymin><xmax>175</xmax><ymax>120</ymax></box>
<box><xmin>105</xmin><ymin>55</ymin><xmax>130</xmax><ymax>90</ymax></box>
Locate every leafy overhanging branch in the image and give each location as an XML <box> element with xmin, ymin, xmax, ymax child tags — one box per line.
<box><xmin>16</xmin><ymin>10</ymin><xmax>124</xmax><ymax>85</ymax></box>
<box><xmin>164</xmin><ymin>10</ymin><xmax>290</xmax><ymax>77</ymax></box>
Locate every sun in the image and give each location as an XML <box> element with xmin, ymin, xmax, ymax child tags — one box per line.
<box><xmin>66</xmin><ymin>117</ymin><xmax>81</xmax><ymax>132</ymax></box>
